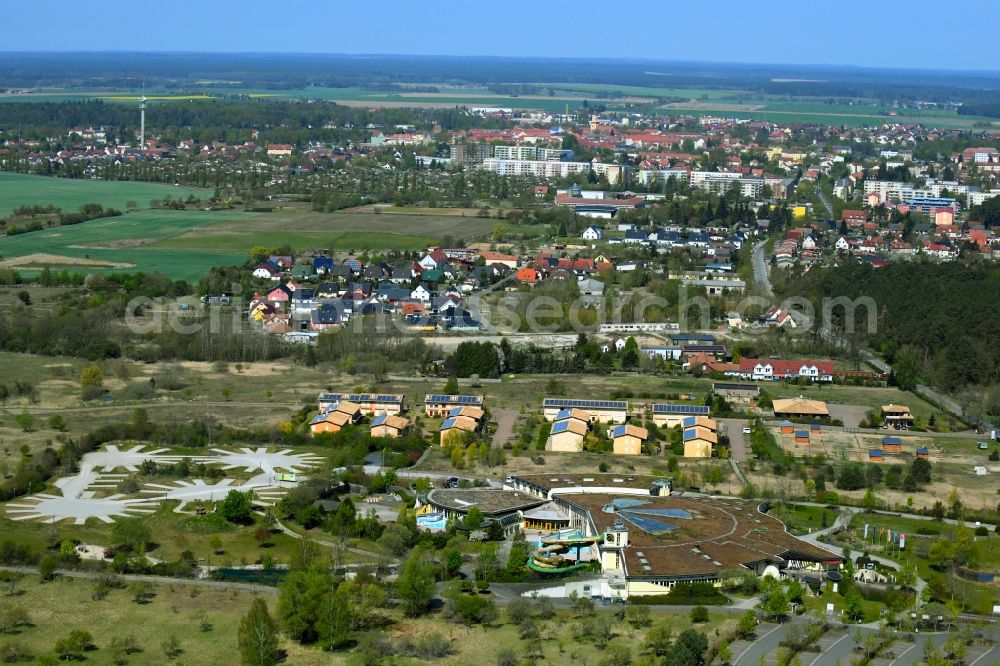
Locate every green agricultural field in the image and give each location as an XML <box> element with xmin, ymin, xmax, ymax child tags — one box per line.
<box><xmin>663</xmin><ymin>105</ymin><xmax>998</xmax><ymax>129</ymax></box>
<box><xmin>152</xmin><ymin>209</ymin><xmax>499</xmax><ymax>255</ymax></box>
<box><xmin>0</xmin><ymin>172</ymin><xmax>209</xmax><ymax>217</ymax></box>
<box><xmin>0</xmin><ymin>208</ymin><xmax>252</xmax><ymax>281</ymax></box>
<box><xmin>545</xmin><ymin>83</ymin><xmax>745</xmax><ymax>101</ymax></box>
<box><xmin>1</xmin><ymin>198</ymin><xmax>501</xmax><ymax>280</ymax></box>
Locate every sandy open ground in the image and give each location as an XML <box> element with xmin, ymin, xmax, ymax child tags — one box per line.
<box><xmin>0</xmin><ymin>252</ymin><xmax>134</xmax><ymax>269</ymax></box>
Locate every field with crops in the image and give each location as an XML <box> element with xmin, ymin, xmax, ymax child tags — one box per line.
<box><xmin>0</xmin><ymin>195</ymin><xmax>500</xmax><ymax>280</ymax></box>
<box><xmin>0</xmin><ymin>173</ymin><xmax>209</xmax><ymax>216</ymax></box>
<box><xmin>0</xmin><ymin>209</ymin><xmax>252</xmax><ymax>280</ymax></box>
<box><xmin>153</xmin><ymin>208</ymin><xmax>498</xmax><ymax>255</ymax></box>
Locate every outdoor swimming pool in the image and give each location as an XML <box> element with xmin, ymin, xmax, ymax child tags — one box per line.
<box><xmin>417</xmin><ymin>513</ymin><xmax>448</xmax><ymax>529</ymax></box>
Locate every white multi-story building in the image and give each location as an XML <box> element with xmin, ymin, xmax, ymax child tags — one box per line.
<box><xmin>480</xmin><ymin>159</ymin><xmax>629</xmax><ymax>183</ymax></box>
<box><xmin>968</xmin><ymin>190</ymin><xmax>1000</xmax><ymax>207</ymax></box>
<box><xmin>637</xmin><ymin>169</ymin><xmax>691</xmax><ymax>187</ymax></box>
<box><xmin>480</xmin><ymin>158</ymin><xmax>592</xmax><ymax>178</ymax></box>
<box><xmin>492</xmin><ymin>145</ymin><xmax>572</xmax><ymax>161</ymax></box>
<box><xmin>863</xmin><ymin>179</ymin><xmax>968</xmax><ymax>204</ymax></box>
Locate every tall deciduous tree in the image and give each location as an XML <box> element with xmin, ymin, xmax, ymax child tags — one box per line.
<box><xmin>238</xmin><ymin>597</ymin><xmax>278</xmax><ymax>666</ymax></box>
<box><xmin>396</xmin><ymin>553</ymin><xmax>436</xmax><ymax>617</ymax></box>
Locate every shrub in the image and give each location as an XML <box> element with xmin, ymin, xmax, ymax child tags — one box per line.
<box><xmin>408</xmin><ymin>632</ymin><xmax>452</xmax><ymax>659</ymax></box>
<box><xmin>0</xmin><ymin>640</ymin><xmax>32</xmax><ymax>663</ymax></box>
<box><xmin>116</xmin><ymin>381</ymin><xmax>157</xmax><ymax>401</ymax></box>
<box><xmin>37</xmin><ymin>556</ymin><xmax>57</xmax><ymax>581</ymax></box>
<box><xmin>690</xmin><ymin>605</ymin><xmax>710</xmax><ymax>623</ymax></box>
<box><xmin>54</xmin><ymin>630</ymin><xmax>93</xmax><ymax>660</ymax></box>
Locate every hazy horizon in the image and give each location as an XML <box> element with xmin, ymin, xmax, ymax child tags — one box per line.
<box><xmin>1</xmin><ymin>51</ymin><xmax>999</xmax><ymax>76</ymax></box>
<box><xmin>5</xmin><ymin>0</ymin><xmax>998</xmax><ymax>71</ymax></box>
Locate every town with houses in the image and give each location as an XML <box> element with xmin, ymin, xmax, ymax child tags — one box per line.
<box><xmin>5</xmin><ymin>28</ymin><xmax>1000</xmax><ymax>666</ymax></box>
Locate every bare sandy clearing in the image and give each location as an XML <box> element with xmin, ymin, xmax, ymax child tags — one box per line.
<box><xmin>0</xmin><ymin>253</ymin><xmax>134</xmax><ymax>269</ymax></box>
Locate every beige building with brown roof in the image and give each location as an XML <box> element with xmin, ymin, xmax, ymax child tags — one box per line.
<box><xmin>309</xmin><ymin>400</ymin><xmax>362</xmax><ymax>435</ymax></box>
<box><xmin>371</xmin><ymin>415</ymin><xmax>410</xmax><ymax>438</ymax></box>
<box><xmin>547</xmin><ymin>418</ymin><xmax>588</xmax><ymax>453</ymax></box>
<box><xmin>772</xmin><ymin>397</ymin><xmax>830</xmax><ymax>418</ymax></box>
<box><xmin>612</xmin><ymin>424</ymin><xmax>649</xmax><ymax>456</ymax></box>
<box><xmin>440</xmin><ymin>415</ymin><xmax>480</xmax><ymax>446</ymax></box>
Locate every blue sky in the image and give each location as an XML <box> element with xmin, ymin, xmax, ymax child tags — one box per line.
<box><xmin>6</xmin><ymin>0</ymin><xmax>998</xmax><ymax>70</ymax></box>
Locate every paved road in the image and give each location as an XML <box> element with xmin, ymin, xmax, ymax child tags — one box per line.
<box><xmin>735</xmin><ymin>616</ymin><xmax>965</xmax><ymax>666</ymax></box>
<box><xmin>816</xmin><ymin>189</ymin><xmax>835</xmax><ymax>219</ymax></box>
<box><xmin>492</xmin><ymin>409</ymin><xmax>518</xmax><ymax>449</ymax></box>
<box><xmin>720</xmin><ymin>417</ymin><xmax>750</xmax><ymax>461</ymax></box>
<box><xmin>0</xmin><ymin>564</ymin><xmax>278</xmax><ymax>595</ymax></box>
<box><xmin>795</xmin><ymin>507</ymin><xmax>930</xmax><ymax>600</ymax></box>
<box><xmin>751</xmin><ymin>241</ymin><xmax>774</xmax><ymax>297</ymax></box>
<box><xmin>1</xmin><ymin>400</ymin><xmax>302</xmax><ymax>416</ymax></box>
<box><xmin>272</xmin><ymin>517</ymin><xmax>397</xmax><ymax>565</ymax></box>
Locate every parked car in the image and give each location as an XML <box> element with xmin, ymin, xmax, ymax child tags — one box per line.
<box><xmin>742</xmin><ymin>426</ymin><xmax>752</xmax><ymax>434</ymax></box>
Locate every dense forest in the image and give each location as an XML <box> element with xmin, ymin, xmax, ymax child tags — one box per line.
<box><xmin>0</xmin><ymin>100</ymin><xmax>495</xmax><ymax>143</ymax></box>
<box><xmin>785</xmin><ymin>261</ymin><xmax>1000</xmax><ymax>393</ymax></box>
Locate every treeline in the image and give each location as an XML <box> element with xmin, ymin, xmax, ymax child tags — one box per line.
<box><xmin>785</xmin><ymin>261</ymin><xmax>1000</xmax><ymax>390</ymax></box>
<box><xmin>969</xmin><ymin>195</ymin><xmax>1000</xmax><ymax>228</ymax></box>
<box><xmin>3</xmin><ymin>202</ymin><xmax>122</xmax><ymax>236</ymax></box>
<box><xmin>0</xmin><ymin>99</ymin><xmax>499</xmax><ymax>144</ymax></box>
<box><xmin>958</xmin><ymin>103</ymin><xmax>1000</xmax><ymax>118</ymax></box>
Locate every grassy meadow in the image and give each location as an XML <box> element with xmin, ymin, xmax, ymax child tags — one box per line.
<box><xmin>0</xmin><ymin>173</ymin><xmax>209</xmax><ymax>217</ymax></box>
<box><xmin>0</xmin><ymin>573</ymin><xmax>331</xmax><ymax>665</ymax></box>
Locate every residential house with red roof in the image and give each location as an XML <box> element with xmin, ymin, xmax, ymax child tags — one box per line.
<box><xmin>738</xmin><ymin>358</ymin><xmax>834</xmax><ymax>382</ymax></box>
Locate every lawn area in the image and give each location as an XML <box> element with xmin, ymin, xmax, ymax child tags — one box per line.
<box><xmin>0</xmin><ymin>501</ymin><xmax>309</xmax><ymax>568</ymax></box>
<box><xmin>766</xmin><ymin>383</ymin><xmax>950</xmax><ymax>429</ymax></box>
<box><xmin>770</xmin><ymin>503</ymin><xmax>837</xmax><ymax>536</ymax></box>
<box><xmin>846</xmin><ymin>513</ymin><xmax>947</xmax><ymax>538</ymax></box>
<box><xmin>801</xmin><ymin>586</ymin><xmax>888</xmax><ymax>624</ymax></box>
<box><xmin>0</xmin><ymin>573</ymin><xmax>329</xmax><ymax>665</ymax></box>
<box><xmin>0</xmin><ymin>173</ymin><xmax>209</xmax><ymax>216</ymax></box>
<box><xmin>372</xmin><ymin>606</ymin><xmax>735</xmax><ymax>666</ymax></box>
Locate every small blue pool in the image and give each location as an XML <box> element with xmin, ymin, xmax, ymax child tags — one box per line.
<box><xmin>417</xmin><ymin>514</ymin><xmax>448</xmax><ymax>529</ymax></box>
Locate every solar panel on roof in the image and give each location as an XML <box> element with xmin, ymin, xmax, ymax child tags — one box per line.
<box><xmin>551</xmin><ymin>421</ymin><xmax>571</xmax><ymax>434</ymax></box>
<box><xmin>545</xmin><ymin>398</ymin><xmax>626</xmax><ymax>409</ymax></box>
<box><xmin>653</xmin><ymin>404</ymin><xmax>709</xmax><ymax>414</ymax></box>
